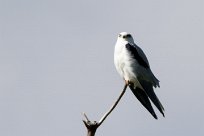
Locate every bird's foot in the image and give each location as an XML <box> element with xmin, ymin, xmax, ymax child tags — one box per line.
<box><xmin>125</xmin><ymin>80</ymin><xmax>131</xmax><ymax>85</ymax></box>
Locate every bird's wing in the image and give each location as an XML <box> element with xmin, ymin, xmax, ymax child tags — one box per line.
<box><xmin>126</xmin><ymin>43</ymin><xmax>164</xmax><ymax>118</ymax></box>
<box><xmin>125</xmin><ymin>43</ymin><xmax>150</xmax><ymax>69</ymax></box>
<box><xmin>129</xmin><ymin>85</ymin><xmax>158</xmax><ymax>119</ymax></box>
<box><xmin>139</xmin><ymin>80</ymin><xmax>165</xmax><ymax>116</ymax></box>
<box><xmin>126</xmin><ymin>43</ymin><xmax>160</xmax><ymax>87</ymax></box>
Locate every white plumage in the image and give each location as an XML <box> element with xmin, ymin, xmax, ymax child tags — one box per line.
<box><xmin>114</xmin><ymin>32</ymin><xmax>164</xmax><ymax>119</ymax></box>
<box><xmin>114</xmin><ymin>32</ymin><xmax>159</xmax><ymax>89</ymax></box>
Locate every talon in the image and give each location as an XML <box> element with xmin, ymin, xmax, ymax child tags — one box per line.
<box><xmin>125</xmin><ymin>80</ymin><xmax>130</xmax><ymax>85</ymax></box>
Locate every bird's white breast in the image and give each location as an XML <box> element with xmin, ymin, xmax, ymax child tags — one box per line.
<box><xmin>114</xmin><ymin>40</ymin><xmax>137</xmax><ymax>82</ymax></box>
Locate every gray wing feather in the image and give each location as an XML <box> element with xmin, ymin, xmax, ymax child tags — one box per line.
<box><xmin>127</xmin><ymin>43</ymin><xmax>164</xmax><ymax>118</ymax></box>
<box><xmin>129</xmin><ymin>85</ymin><xmax>158</xmax><ymax>119</ymax></box>
<box><xmin>139</xmin><ymin>79</ymin><xmax>165</xmax><ymax>116</ymax></box>
<box><xmin>132</xmin><ymin>44</ymin><xmax>160</xmax><ymax>87</ymax></box>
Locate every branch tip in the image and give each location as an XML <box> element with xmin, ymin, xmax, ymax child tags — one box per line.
<box><xmin>83</xmin><ymin>112</ymin><xmax>90</xmax><ymax>122</ymax></box>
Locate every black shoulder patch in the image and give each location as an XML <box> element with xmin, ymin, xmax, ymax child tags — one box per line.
<box><xmin>126</xmin><ymin>43</ymin><xmax>149</xmax><ymax>68</ymax></box>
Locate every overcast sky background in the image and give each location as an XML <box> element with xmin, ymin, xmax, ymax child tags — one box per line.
<box><xmin>0</xmin><ymin>0</ymin><xmax>204</xmax><ymax>136</ymax></box>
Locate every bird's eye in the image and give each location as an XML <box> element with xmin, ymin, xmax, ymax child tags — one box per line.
<box><xmin>123</xmin><ymin>35</ymin><xmax>126</xmax><ymax>38</ymax></box>
<box><xmin>119</xmin><ymin>34</ymin><xmax>122</xmax><ymax>37</ymax></box>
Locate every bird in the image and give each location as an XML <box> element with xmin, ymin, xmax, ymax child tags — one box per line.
<box><xmin>114</xmin><ymin>32</ymin><xmax>164</xmax><ymax>119</ymax></box>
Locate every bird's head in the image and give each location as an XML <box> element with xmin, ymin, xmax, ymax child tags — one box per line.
<box><xmin>117</xmin><ymin>32</ymin><xmax>134</xmax><ymax>44</ymax></box>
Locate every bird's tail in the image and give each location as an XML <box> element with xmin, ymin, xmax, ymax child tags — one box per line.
<box><xmin>129</xmin><ymin>80</ymin><xmax>165</xmax><ymax>119</ymax></box>
<box><xmin>129</xmin><ymin>85</ymin><xmax>158</xmax><ymax>119</ymax></box>
<box><xmin>140</xmin><ymin>80</ymin><xmax>165</xmax><ymax>116</ymax></box>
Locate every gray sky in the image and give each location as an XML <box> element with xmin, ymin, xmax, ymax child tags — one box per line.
<box><xmin>0</xmin><ymin>0</ymin><xmax>204</xmax><ymax>136</ymax></box>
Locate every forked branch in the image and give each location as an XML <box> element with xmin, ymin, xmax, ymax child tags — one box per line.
<box><xmin>83</xmin><ymin>83</ymin><xmax>128</xmax><ymax>136</ymax></box>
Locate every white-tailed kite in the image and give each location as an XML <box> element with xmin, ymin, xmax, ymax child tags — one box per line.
<box><xmin>114</xmin><ymin>32</ymin><xmax>164</xmax><ymax>119</ymax></box>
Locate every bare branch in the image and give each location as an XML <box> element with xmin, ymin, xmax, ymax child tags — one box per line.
<box><xmin>82</xmin><ymin>83</ymin><xmax>128</xmax><ymax>136</ymax></box>
<box><xmin>98</xmin><ymin>83</ymin><xmax>128</xmax><ymax>126</ymax></box>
